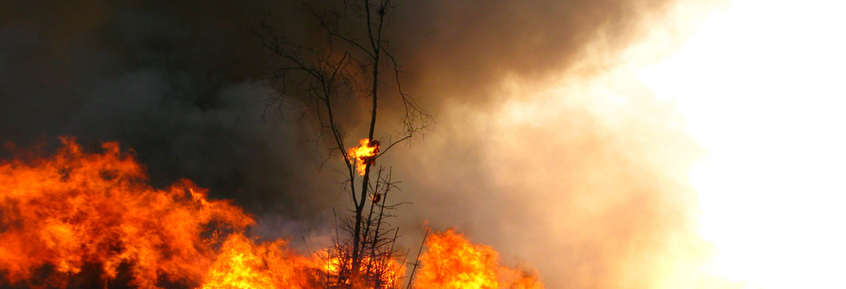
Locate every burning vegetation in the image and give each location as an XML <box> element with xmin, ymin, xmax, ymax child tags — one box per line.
<box><xmin>0</xmin><ymin>139</ymin><xmax>541</xmax><ymax>289</ymax></box>
<box><xmin>413</xmin><ymin>230</ymin><xmax>543</xmax><ymax>289</ymax></box>
<box><xmin>348</xmin><ymin>139</ymin><xmax>380</xmax><ymax>176</ymax></box>
<box><xmin>0</xmin><ymin>137</ymin><xmax>253</xmax><ymax>289</ymax></box>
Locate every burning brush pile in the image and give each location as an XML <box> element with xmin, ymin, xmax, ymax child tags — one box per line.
<box><xmin>0</xmin><ymin>138</ymin><xmax>542</xmax><ymax>289</ymax></box>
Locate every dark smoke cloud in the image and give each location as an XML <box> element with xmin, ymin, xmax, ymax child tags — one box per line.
<box><xmin>0</xmin><ymin>0</ymin><xmax>337</xmax><ymax>217</ymax></box>
<box><xmin>392</xmin><ymin>0</ymin><xmax>676</xmax><ymax>107</ymax></box>
<box><xmin>0</xmin><ymin>0</ymin><xmax>717</xmax><ymax>287</ymax></box>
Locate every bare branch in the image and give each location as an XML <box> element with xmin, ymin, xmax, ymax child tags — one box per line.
<box><xmin>258</xmin><ymin>1</ymin><xmax>426</xmax><ymax>287</ymax></box>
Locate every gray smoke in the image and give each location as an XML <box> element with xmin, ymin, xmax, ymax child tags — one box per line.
<box><xmin>0</xmin><ymin>0</ymin><xmax>718</xmax><ymax>287</ymax></box>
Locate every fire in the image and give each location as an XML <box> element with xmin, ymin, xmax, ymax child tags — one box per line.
<box><xmin>316</xmin><ymin>248</ymin><xmax>405</xmax><ymax>288</ymax></box>
<box><xmin>0</xmin><ymin>138</ymin><xmax>542</xmax><ymax>289</ymax></box>
<box><xmin>414</xmin><ymin>229</ymin><xmax>544</xmax><ymax>289</ymax></box>
<box><xmin>201</xmin><ymin>233</ymin><xmax>318</xmax><ymax>289</ymax></box>
<box><xmin>348</xmin><ymin>139</ymin><xmax>380</xmax><ymax>175</ymax></box>
<box><xmin>0</xmin><ymin>137</ymin><xmax>253</xmax><ymax>289</ymax></box>
<box><xmin>201</xmin><ymin>234</ymin><xmax>406</xmax><ymax>289</ymax></box>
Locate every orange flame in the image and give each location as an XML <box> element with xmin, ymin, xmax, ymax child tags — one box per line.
<box><xmin>413</xmin><ymin>229</ymin><xmax>544</xmax><ymax>289</ymax></box>
<box><xmin>0</xmin><ymin>138</ymin><xmax>542</xmax><ymax>289</ymax></box>
<box><xmin>200</xmin><ymin>233</ymin><xmax>406</xmax><ymax>289</ymax></box>
<box><xmin>0</xmin><ymin>137</ymin><xmax>253</xmax><ymax>289</ymax></box>
<box><xmin>316</xmin><ymin>248</ymin><xmax>405</xmax><ymax>289</ymax></box>
<box><xmin>348</xmin><ymin>139</ymin><xmax>380</xmax><ymax>175</ymax></box>
<box><xmin>201</xmin><ymin>233</ymin><xmax>318</xmax><ymax>289</ymax></box>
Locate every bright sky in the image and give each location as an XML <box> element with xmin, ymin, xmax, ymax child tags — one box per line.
<box><xmin>638</xmin><ymin>0</ymin><xmax>846</xmax><ymax>288</ymax></box>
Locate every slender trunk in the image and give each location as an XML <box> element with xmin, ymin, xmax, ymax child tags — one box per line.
<box><xmin>371</xmin><ymin>173</ymin><xmax>389</xmax><ymax>261</ymax></box>
<box><xmin>361</xmin><ymin>187</ymin><xmax>378</xmax><ymax>273</ymax></box>
<box><xmin>352</xmin><ymin>0</ymin><xmax>381</xmax><ymax>279</ymax></box>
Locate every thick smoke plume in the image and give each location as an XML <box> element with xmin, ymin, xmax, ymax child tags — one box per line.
<box><xmin>1</xmin><ymin>0</ymin><xmax>718</xmax><ymax>287</ymax></box>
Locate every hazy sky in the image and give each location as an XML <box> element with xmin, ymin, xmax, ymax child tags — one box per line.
<box><xmin>0</xmin><ymin>0</ymin><xmax>798</xmax><ymax>288</ymax></box>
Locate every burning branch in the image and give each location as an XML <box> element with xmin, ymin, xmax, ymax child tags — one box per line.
<box><xmin>348</xmin><ymin>138</ymin><xmax>381</xmax><ymax>175</ymax></box>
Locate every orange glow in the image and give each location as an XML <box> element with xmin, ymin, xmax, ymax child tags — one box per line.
<box><xmin>0</xmin><ymin>137</ymin><xmax>253</xmax><ymax>289</ymax></box>
<box><xmin>316</xmin><ymin>248</ymin><xmax>405</xmax><ymax>288</ymax></box>
<box><xmin>2</xmin><ymin>138</ymin><xmax>535</xmax><ymax>289</ymax></box>
<box><xmin>194</xmin><ymin>229</ymin><xmax>406</xmax><ymax>289</ymax></box>
<box><xmin>348</xmin><ymin>139</ymin><xmax>380</xmax><ymax>175</ymax></box>
<box><xmin>201</xmin><ymin>233</ymin><xmax>318</xmax><ymax>289</ymax></box>
<box><xmin>414</xmin><ymin>229</ymin><xmax>543</xmax><ymax>289</ymax></box>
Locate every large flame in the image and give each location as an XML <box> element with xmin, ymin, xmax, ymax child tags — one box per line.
<box><xmin>413</xmin><ymin>229</ymin><xmax>543</xmax><ymax>289</ymax></box>
<box><xmin>0</xmin><ymin>138</ymin><xmax>538</xmax><ymax>289</ymax></box>
<box><xmin>0</xmin><ymin>137</ymin><xmax>254</xmax><ymax>288</ymax></box>
<box><xmin>317</xmin><ymin>248</ymin><xmax>405</xmax><ymax>288</ymax></box>
<box><xmin>201</xmin><ymin>233</ymin><xmax>318</xmax><ymax>289</ymax></box>
<box><xmin>348</xmin><ymin>139</ymin><xmax>380</xmax><ymax>175</ymax></box>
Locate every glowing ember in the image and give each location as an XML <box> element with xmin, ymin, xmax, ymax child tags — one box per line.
<box><xmin>414</xmin><ymin>229</ymin><xmax>544</xmax><ymax>289</ymax></box>
<box><xmin>348</xmin><ymin>139</ymin><xmax>380</xmax><ymax>175</ymax></box>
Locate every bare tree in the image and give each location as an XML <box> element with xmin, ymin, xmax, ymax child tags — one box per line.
<box><xmin>257</xmin><ymin>0</ymin><xmax>430</xmax><ymax>287</ymax></box>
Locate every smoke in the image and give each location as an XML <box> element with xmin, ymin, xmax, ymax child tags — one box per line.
<box><xmin>392</xmin><ymin>0</ymin><xmax>674</xmax><ymax>106</ymax></box>
<box><xmin>0</xmin><ymin>0</ymin><xmax>336</xmax><ymax>217</ymax></box>
<box><xmin>0</xmin><ymin>0</ymin><xmax>722</xmax><ymax>288</ymax></box>
<box><xmin>387</xmin><ymin>69</ymin><xmax>714</xmax><ymax>288</ymax></box>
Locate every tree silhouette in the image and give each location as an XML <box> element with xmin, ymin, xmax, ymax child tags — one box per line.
<box><xmin>257</xmin><ymin>0</ymin><xmax>430</xmax><ymax>287</ymax></box>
